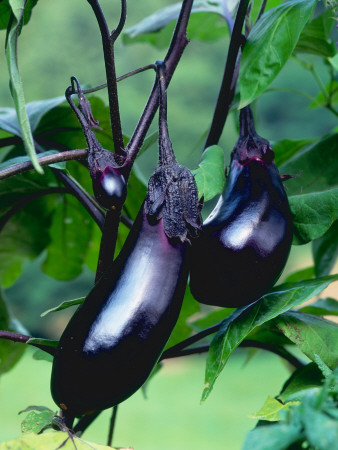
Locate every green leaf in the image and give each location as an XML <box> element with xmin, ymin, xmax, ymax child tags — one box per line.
<box><xmin>27</xmin><ymin>337</ymin><xmax>58</xmax><ymax>348</ymax></box>
<box><xmin>294</xmin><ymin>9</ymin><xmax>336</xmax><ymax>57</ymax></box>
<box><xmin>0</xmin><ymin>170</ymin><xmax>58</xmax><ymax>287</ymax></box>
<box><xmin>5</xmin><ymin>1</ymin><xmax>42</xmax><ymax>173</ymax></box>
<box><xmin>0</xmin><ymin>431</ymin><xmax>116</xmax><ymax>449</ymax></box>
<box><xmin>0</xmin><ymin>289</ymin><xmax>27</xmax><ymax>375</ymax></box>
<box><xmin>122</xmin><ymin>1</ymin><xmax>229</xmax><ymax>48</ymax></box>
<box><xmin>273</xmin><ymin>311</ymin><xmax>338</xmax><ymax>370</ymax></box>
<box><xmin>329</xmin><ymin>53</ymin><xmax>338</xmax><ymax>72</ymax></box>
<box><xmin>190</xmin><ymin>308</ymin><xmax>235</xmax><ymax>332</ymax></box>
<box><xmin>312</xmin><ymin>220</ymin><xmax>338</xmax><ymax>277</ymax></box>
<box><xmin>272</xmin><ymin>137</ymin><xmax>314</xmax><ymax>167</ymax></box>
<box><xmin>242</xmin><ymin>422</ymin><xmax>302</xmax><ymax>450</ymax></box>
<box><xmin>19</xmin><ymin>407</ymin><xmax>56</xmax><ymax>434</ymax></box>
<box><xmin>298</xmin><ymin>297</ymin><xmax>338</xmax><ymax>317</ymax></box>
<box><xmin>279</xmin><ymin>133</ymin><xmax>338</xmax><ymax>196</ymax></box>
<box><xmin>283</xmin><ymin>266</ymin><xmax>315</xmax><ymax>283</ymax></box>
<box><xmin>290</xmin><ymin>187</ymin><xmax>338</xmax><ymax>245</ymax></box>
<box><xmin>279</xmin><ymin>362</ymin><xmax>324</xmax><ymax>403</ymax></box>
<box><xmin>0</xmin><ymin>0</ymin><xmax>38</xmax><ymax>30</ymax></box>
<box><xmin>42</xmin><ymin>194</ymin><xmax>93</xmax><ymax>281</ymax></box>
<box><xmin>191</xmin><ymin>145</ymin><xmax>225</xmax><ymax>201</ymax></box>
<box><xmin>40</xmin><ymin>297</ymin><xmax>85</xmax><ymax>317</ymax></box>
<box><xmin>32</xmin><ymin>349</ymin><xmax>53</xmax><ymax>363</ymax></box>
<box><xmin>202</xmin><ymin>275</ymin><xmax>338</xmax><ymax>401</ymax></box>
<box><xmin>239</xmin><ymin>0</ymin><xmax>317</xmax><ymax>107</ymax></box>
<box><xmin>249</xmin><ymin>396</ymin><xmax>299</xmax><ymax>422</ymax></box>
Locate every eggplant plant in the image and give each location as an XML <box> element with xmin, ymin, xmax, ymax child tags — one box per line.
<box><xmin>0</xmin><ymin>0</ymin><xmax>337</xmax><ymax>449</ymax></box>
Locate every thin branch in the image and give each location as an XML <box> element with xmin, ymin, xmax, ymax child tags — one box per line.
<box><xmin>78</xmin><ymin>64</ymin><xmax>156</xmax><ymax>95</ymax></box>
<box><xmin>87</xmin><ymin>0</ymin><xmax>125</xmax><ymax>156</ymax></box>
<box><xmin>111</xmin><ymin>0</ymin><xmax>127</xmax><ymax>42</ymax></box>
<box><xmin>257</xmin><ymin>0</ymin><xmax>268</xmax><ymax>22</ymax></box>
<box><xmin>0</xmin><ymin>330</ymin><xmax>55</xmax><ymax>356</ymax></box>
<box><xmin>107</xmin><ymin>405</ymin><xmax>118</xmax><ymax>447</ymax></box>
<box><xmin>204</xmin><ymin>0</ymin><xmax>250</xmax><ymax>149</ymax></box>
<box><xmin>125</xmin><ymin>0</ymin><xmax>194</xmax><ymax>167</ymax></box>
<box><xmin>0</xmin><ymin>149</ymin><xmax>88</xmax><ymax>180</ymax></box>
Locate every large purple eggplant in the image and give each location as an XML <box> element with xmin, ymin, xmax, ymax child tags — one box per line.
<box><xmin>190</xmin><ymin>106</ymin><xmax>293</xmax><ymax>308</ymax></box>
<box><xmin>51</xmin><ymin>62</ymin><xmax>201</xmax><ymax>419</ymax></box>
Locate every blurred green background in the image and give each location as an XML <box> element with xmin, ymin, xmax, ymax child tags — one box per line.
<box><xmin>0</xmin><ymin>0</ymin><xmax>337</xmax><ymax>448</ymax></box>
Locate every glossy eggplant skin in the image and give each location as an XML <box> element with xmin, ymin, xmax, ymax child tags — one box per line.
<box><xmin>92</xmin><ymin>166</ymin><xmax>127</xmax><ymax>210</ymax></box>
<box><xmin>51</xmin><ymin>207</ymin><xmax>189</xmax><ymax>417</ymax></box>
<box><xmin>190</xmin><ymin>107</ymin><xmax>292</xmax><ymax>308</ymax></box>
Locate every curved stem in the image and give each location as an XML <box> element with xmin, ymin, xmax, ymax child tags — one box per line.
<box><xmin>0</xmin><ymin>149</ymin><xmax>88</xmax><ymax>180</ymax></box>
<box><xmin>87</xmin><ymin>0</ymin><xmax>125</xmax><ymax>156</ymax></box>
<box><xmin>126</xmin><ymin>0</ymin><xmax>194</xmax><ymax>168</ymax></box>
<box><xmin>204</xmin><ymin>0</ymin><xmax>250</xmax><ymax>149</ymax></box>
<box><xmin>111</xmin><ymin>0</ymin><xmax>127</xmax><ymax>42</ymax></box>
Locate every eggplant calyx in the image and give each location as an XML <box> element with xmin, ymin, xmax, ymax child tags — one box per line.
<box><xmin>145</xmin><ymin>164</ymin><xmax>201</xmax><ymax>243</ymax></box>
<box><xmin>232</xmin><ymin>105</ymin><xmax>274</xmax><ymax>165</ymax></box>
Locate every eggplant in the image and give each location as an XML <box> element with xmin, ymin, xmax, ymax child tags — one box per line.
<box><xmin>190</xmin><ymin>106</ymin><xmax>293</xmax><ymax>308</ymax></box>
<box><xmin>50</xmin><ymin>61</ymin><xmax>201</xmax><ymax>418</ymax></box>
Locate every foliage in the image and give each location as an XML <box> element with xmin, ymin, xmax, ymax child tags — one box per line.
<box><xmin>0</xmin><ymin>0</ymin><xmax>337</xmax><ymax>448</ymax></box>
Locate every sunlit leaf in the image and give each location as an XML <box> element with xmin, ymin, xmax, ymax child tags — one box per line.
<box><xmin>192</xmin><ymin>145</ymin><xmax>225</xmax><ymax>201</ymax></box>
<box><xmin>239</xmin><ymin>0</ymin><xmax>317</xmax><ymax>107</ymax></box>
<box><xmin>249</xmin><ymin>396</ymin><xmax>299</xmax><ymax>422</ymax></box>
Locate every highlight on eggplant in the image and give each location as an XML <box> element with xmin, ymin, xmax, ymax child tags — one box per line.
<box><xmin>50</xmin><ymin>61</ymin><xmax>201</xmax><ymax>422</ymax></box>
<box><xmin>189</xmin><ymin>105</ymin><xmax>293</xmax><ymax>308</ymax></box>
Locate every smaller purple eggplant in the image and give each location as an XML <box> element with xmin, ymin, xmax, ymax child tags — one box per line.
<box><xmin>190</xmin><ymin>106</ymin><xmax>293</xmax><ymax>308</ymax></box>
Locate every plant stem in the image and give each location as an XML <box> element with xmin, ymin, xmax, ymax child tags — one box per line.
<box><xmin>0</xmin><ymin>149</ymin><xmax>88</xmax><ymax>180</ymax></box>
<box><xmin>126</xmin><ymin>0</ymin><xmax>194</xmax><ymax>167</ymax></box>
<box><xmin>161</xmin><ymin>341</ymin><xmax>304</xmax><ymax>369</ymax></box>
<box><xmin>107</xmin><ymin>405</ymin><xmax>119</xmax><ymax>447</ymax></box>
<box><xmin>87</xmin><ymin>0</ymin><xmax>125</xmax><ymax>156</ymax></box>
<box><xmin>0</xmin><ymin>330</ymin><xmax>56</xmax><ymax>355</ymax></box>
<box><xmin>204</xmin><ymin>0</ymin><xmax>250</xmax><ymax>149</ymax></box>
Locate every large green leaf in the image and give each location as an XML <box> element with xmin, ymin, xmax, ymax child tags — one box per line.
<box><xmin>273</xmin><ymin>311</ymin><xmax>338</xmax><ymax>370</ymax></box>
<box><xmin>192</xmin><ymin>145</ymin><xmax>225</xmax><ymax>201</ymax></box>
<box><xmin>294</xmin><ymin>9</ymin><xmax>336</xmax><ymax>57</ymax></box>
<box><xmin>122</xmin><ymin>0</ymin><xmax>230</xmax><ymax>48</ymax></box>
<box><xmin>312</xmin><ymin>220</ymin><xmax>338</xmax><ymax>277</ymax></box>
<box><xmin>0</xmin><ymin>289</ymin><xmax>27</xmax><ymax>375</ymax></box>
<box><xmin>202</xmin><ymin>275</ymin><xmax>338</xmax><ymax>401</ymax></box>
<box><xmin>239</xmin><ymin>0</ymin><xmax>317</xmax><ymax>107</ymax></box>
<box><xmin>0</xmin><ymin>170</ymin><xmax>59</xmax><ymax>287</ymax></box>
<box><xmin>272</xmin><ymin>138</ymin><xmax>314</xmax><ymax>168</ymax></box>
<box><xmin>279</xmin><ymin>133</ymin><xmax>338</xmax><ymax>197</ymax></box>
<box><xmin>5</xmin><ymin>0</ymin><xmax>42</xmax><ymax>173</ymax></box>
<box><xmin>42</xmin><ymin>194</ymin><xmax>93</xmax><ymax>281</ymax></box>
<box><xmin>290</xmin><ymin>187</ymin><xmax>338</xmax><ymax>245</ymax></box>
